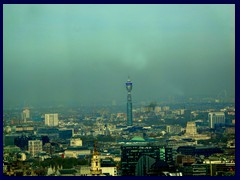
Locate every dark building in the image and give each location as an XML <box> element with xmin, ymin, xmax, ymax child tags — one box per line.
<box><xmin>184</xmin><ymin>109</ymin><xmax>192</xmax><ymax>121</ymax></box>
<box><xmin>177</xmin><ymin>146</ymin><xmax>223</xmax><ymax>157</ymax></box>
<box><xmin>191</xmin><ymin>163</ymin><xmax>210</xmax><ymax>176</ymax></box>
<box><xmin>121</xmin><ymin>145</ymin><xmax>173</xmax><ymax>176</ymax></box>
<box><xmin>177</xmin><ymin>146</ymin><xmax>195</xmax><ymax>155</ymax></box>
<box><xmin>4</xmin><ymin>134</ymin><xmax>20</xmax><ymax>146</ymax></box>
<box><xmin>59</xmin><ymin>129</ymin><xmax>73</xmax><ymax>139</ymax></box>
<box><xmin>43</xmin><ymin>143</ymin><xmax>55</xmax><ymax>155</ymax></box>
<box><xmin>160</xmin><ymin>147</ymin><xmax>173</xmax><ymax>165</ymax></box>
<box><xmin>211</xmin><ymin>163</ymin><xmax>235</xmax><ymax>176</ymax></box>
<box><xmin>37</xmin><ymin>127</ymin><xmax>59</xmax><ymax>139</ymax></box>
<box><xmin>147</xmin><ymin>160</ymin><xmax>170</xmax><ymax>176</ymax></box>
<box><xmin>135</xmin><ymin>155</ymin><xmax>156</xmax><ymax>176</ymax></box>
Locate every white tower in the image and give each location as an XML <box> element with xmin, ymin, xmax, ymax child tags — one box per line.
<box><xmin>22</xmin><ymin>108</ymin><xmax>30</xmax><ymax>123</ymax></box>
<box><xmin>90</xmin><ymin>141</ymin><xmax>102</xmax><ymax>176</ymax></box>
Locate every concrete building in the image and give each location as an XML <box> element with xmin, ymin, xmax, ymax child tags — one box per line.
<box><xmin>70</xmin><ymin>137</ymin><xmax>82</xmax><ymax>147</ymax></box>
<box><xmin>121</xmin><ymin>145</ymin><xmax>164</xmax><ymax>176</ymax></box>
<box><xmin>166</xmin><ymin>125</ymin><xmax>182</xmax><ymax>134</ymax></box>
<box><xmin>185</xmin><ymin>122</ymin><xmax>197</xmax><ymax>136</ymax></box>
<box><xmin>101</xmin><ymin>158</ymin><xmax>118</xmax><ymax>176</ymax></box>
<box><xmin>22</xmin><ymin>108</ymin><xmax>30</xmax><ymax>123</ymax></box>
<box><xmin>28</xmin><ymin>140</ymin><xmax>43</xmax><ymax>157</ymax></box>
<box><xmin>64</xmin><ymin>147</ymin><xmax>91</xmax><ymax>158</ymax></box>
<box><xmin>208</xmin><ymin>112</ymin><xmax>225</xmax><ymax>129</ymax></box>
<box><xmin>45</xmin><ymin>114</ymin><xmax>59</xmax><ymax>126</ymax></box>
<box><xmin>79</xmin><ymin>165</ymin><xmax>91</xmax><ymax>176</ymax></box>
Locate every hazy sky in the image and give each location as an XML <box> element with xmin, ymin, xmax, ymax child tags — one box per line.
<box><xmin>3</xmin><ymin>4</ymin><xmax>235</xmax><ymax>107</ymax></box>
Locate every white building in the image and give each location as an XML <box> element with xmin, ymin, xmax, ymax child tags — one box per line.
<box><xmin>166</xmin><ymin>125</ymin><xmax>182</xmax><ymax>134</ymax></box>
<box><xmin>70</xmin><ymin>137</ymin><xmax>82</xmax><ymax>147</ymax></box>
<box><xmin>169</xmin><ymin>121</ymin><xmax>210</xmax><ymax>141</ymax></box>
<box><xmin>185</xmin><ymin>122</ymin><xmax>197</xmax><ymax>136</ymax></box>
<box><xmin>45</xmin><ymin>114</ymin><xmax>59</xmax><ymax>126</ymax></box>
<box><xmin>28</xmin><ymin>140</ymin><xmax>42</xmax><ymax>156</ymax></box>
<box><xmin>64</xmin><ymin>147</ymin><xmax>91</xmax><ymax>158</ymax></box>
<box><xmin>22</xmin><ymin>108</ymin><xmax>30</xmax><ymax>122</ymax></box>
<box><xmin>208</xmin><ymin>112</ymin><xmax>225</xmax><ymax>129</ymax></box>
<box><xmin>154</xmin><ymin>106</ymin><xmax>161</xmax><ymax>113</ymax></box>
<box><xmin>162</xmin><ymin>106</ymin><xmax>170</xmax><ymax>111</ymax></box>
<box><xmin>101</xmin><ymin>166</ymin><xmax>117</xmax><ymax>176</ymax></box>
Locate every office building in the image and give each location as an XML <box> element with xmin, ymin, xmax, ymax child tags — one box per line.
<box><xmin>135</xmin><ymin>155</ymin><xmax>156</xmax><ymax>176</ymax></box>
<box><xmin>59</xmin><ymin>128</ymin><xmax>73</xmax><ymax>139</ymax></box>
<box><xmin>166</xmin><ymin>125</ymin><xmax>182</xmax><ymax>134</ymax></box>
<box><xmin>70</xmin><ymin>137</ymin><xmax>82</xmax><ymax>147</ymax></box>
<box><xmin>208</xmin><ymin>112</ymin><xmax>225</xmax><ymax>129</ymax></box>
<box><xmin>45</xmin><ymin>113</ymin><xmax>59</xmax><ymax>126</ymax></box>
<box><xmin>28</xmin><ymin>140</ymin><xmax>43</xmax><ymax>157</ymax></box>
<box><xmin>22</xmin><ymin>108</ymin><xmax>30</xmax><ymax>123</ymax></box>
<box><xmin>64</xmin><ymin>147</ymin><xmax>91</xmax><ymax>158</ymax></box>
<box><xmin>101</xmin><ymin>158</ymin><xmax>118</xmax><ymax>176</ymax></box>
<box><xmin>185</xmin><ymin>122</ymin><xmax>197</xmax><ymax>136</ymax></box>
<box><xmin>160</xmin><ymin>147</ymin><xmax>173</xmax><ymax>165</ymax></box>
<box><xmin>121</xmin><ymin>145</ymin><xmax>162</xmax><ymax>176</ymax></box>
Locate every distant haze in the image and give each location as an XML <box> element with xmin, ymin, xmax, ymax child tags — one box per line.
<box><xmin>3</xmin><ymin>4</ymin><xmax>235</xmax><ymax>108</ymax></box>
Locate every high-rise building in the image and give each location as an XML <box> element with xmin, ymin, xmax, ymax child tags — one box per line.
<box><xmin>44</xmin><ymin>114</ymin><xmax>59</xmax><ymax>126</ymax></box>
<box><xmin>121</xmin><ymin>145</ymin><xmax>161</xmax><ymax>176</ymax></box>
<box><xmin>159</xmin><ymin>147</ymin><xmax>173</xmax><ymax>165</ymax></box>
<box><xmin>185</xmin><ymin>122</ymin><xmax>197</xmax><ymax>136</ymax></box>
<box><xmin>126</xmin><ymin>77</ymin><xmax>133</xmax><ymax>126</ymax></box>
<box><xmin>28</xmin><ymin>140</ymin><xmax>42</xmax><ymax>157</ymax></box>
<box><xmin>208</xmin><ymin>112</ymin><xmax>225</xmax><ymax>129</ymax></box>
<box><xmin>22</xmin><ymin>108</ymin><xmax>30</xmax><ymax>123</ymax></box>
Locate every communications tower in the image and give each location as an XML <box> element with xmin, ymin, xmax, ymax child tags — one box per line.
<box><xmin>126</xmin><ymin>77</ymin><xmax>133</xmax><ymax>126</ymax></box>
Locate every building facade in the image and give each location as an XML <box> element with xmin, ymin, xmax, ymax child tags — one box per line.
<box><xmin>28</xmin><ymin>140</ymin><xmax>43</xmax><ymax>157</ymax></box>
<box><xmin>70</xmin><ymin>137</ymin><xmax>82</xmax><ymax>147</ymax></box>
<box><xmin>208</xmin><ymin>112</ymin><xmax>225</xmax><ymax>129</ymax></box>
<box><xmin>185</xmin><ymin>122</ymin><xmax>197</xmax><ymax>136</ymax></box>
<box><xmin>22</xmin><ymin>108</ymin><xmax>30</xmax><ymax>123</ymax></box>
<box><xmin>121</xmin><ymin>145</ymin><xmax>166</xmax><ymax>176</ymax></box>
<box><xmin>45</xmin><ymin>114</ymin><xmax>59</xmax><ymax>126</ymax></box>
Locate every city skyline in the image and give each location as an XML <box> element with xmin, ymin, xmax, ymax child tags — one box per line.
<box><xmin>3</xmin><ymin>4</ymin><xmax>235</xmax><ymax>108</ymax></box>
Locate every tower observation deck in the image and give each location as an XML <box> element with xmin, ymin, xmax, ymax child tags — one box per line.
<box><xmin>126</xmin><ymin>77</ymin><xmax>133</xmax><ymax>126</ymax></box>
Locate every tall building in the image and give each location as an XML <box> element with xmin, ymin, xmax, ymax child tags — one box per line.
<box><xmin>208</xmin><ymin>112</ymin><xmax>225</xmax><ymax>129</ymax></box>
<box><xmin>126</xmin><ymin>77</ymin><xmax>133</xmax><ymax>126</ymax></box>
<box><xmin>159</xmin><ymin>147</ymin><xmax>173</xmax><ymax>165</ymax></box>
<box><xmin>185</xmin><ymin>122</ymin><xmax>197</xmax><ymax>136</ymax></box>
<box><xmin>45</xmin><ymin>114</ymin><xmax>59</xmax><ymax>126</ymax></box>
<box><xmin>22</xmin><ymin>108</ymin><xmax>30</xmax><ymax>123</ymax></box>
<box><xmin>121</xmin><ymin>145</ymin><xmax>161</xmax><ymax>176</ymax></box>
<box><xmin>28</xmin><ymin>140</ymin><xmax>42</xmax><ymax>157</ymax></box>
